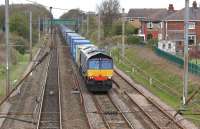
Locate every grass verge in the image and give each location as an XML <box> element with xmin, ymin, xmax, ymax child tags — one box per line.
<box><xmin>0</xmin><ymin>35</ymin><xmax>46</xmax><ymax>98</ymax></box>
<box><xmin>111</xmin><ymin>46</ymin><xmax>200</xmax><ymax>126</ymax></box>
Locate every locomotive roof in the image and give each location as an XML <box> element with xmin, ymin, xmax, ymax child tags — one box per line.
<box><xmin>82</xmin><ymin>47</ymin><xmax>111</xmax><ymax>60</ymax></box>
<box><xmin>73</xmin><ymin>39</ymin><xmax>90</xmax><ymax>43</ymax></box>
<box><xmin>67</xmin><ymin>33</ymin><xmax>80</xmax><ymax>37</ymax></box>
<box><xmin>71</xmin><ymin>36</ymin><xmax>85</xmax><ymax>40</ymax></box>
<box><xmin>81</xmin><ymin>45</ymin><xmax>97</xmax><ymax>54</ymax></box>
<box><xmin>89</xmin><ymin>53</ymin><xmax>112</xmax><ymax>59</ymax></box>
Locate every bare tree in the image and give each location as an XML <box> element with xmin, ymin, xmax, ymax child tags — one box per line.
<box><xmin>189</xmin><ymin>46</ymin><xmax>200</xmax><ymax>64</ymax></box>
<box><xmin>98</xmin><ymin>0</ymin><xmax>120</xmax><ymax>37</ymax></box>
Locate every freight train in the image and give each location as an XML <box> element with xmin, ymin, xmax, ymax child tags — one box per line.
<box><xmin>59</xmin><ymin>25</ymin><xmax>113</xmax><ymax>92</ymax></box>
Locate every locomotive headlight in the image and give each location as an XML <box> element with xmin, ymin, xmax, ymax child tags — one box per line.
<box><xmin>89</xmin><ymin>76</ymin><xmax>94</xmax><ymax>79</ymax></box>
<box><xmin>108</xmin><ymin>76</ymin><xmax>112</xmax><ymax>79</ymax></box>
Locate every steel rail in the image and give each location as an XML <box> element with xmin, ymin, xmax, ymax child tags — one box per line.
<box><xmin>113</xmin><ymin>81</ymin><xmax>161</xmax><ymax>129</ymax></box>
<box><xmin>36</xmin><ymin>32</ymin><xmax>62</xmax><ymax>129</ymax></box>
<box><xmin>57</xmin><ymin>39</ymin><xmax>63</xmax><ymax>129</ymax></box>
<box><xmin>37</xmin><ymin>49</ymin><xmax>61</xmax><ymax>129</ymax></box>
<box><xmin>114</xmin><ymin>70</ymin><xmax>186</xmax><ymax>129</ymax></box>
<box><xmin>93</xmin><ymin>94</ymin><xmax>136</xmax><ymax>129</ymax></box>
<box><xmin>107</xmin><ymin>93</ymin><xmax>137</xmax><ymax>129</ymax></box>
<box><xmin>35</xmin><ymin>51</ymin><xmax>51</xmax><ymax>129</ymax></box>
<box><xmin>92</xmin><ymin>96</ymin><xmax>112</xmax><ymax>129</ymax></box>
<box><xmin>71</xmin><ymin>66</ymin><xmax>92</xmax><ymax>129</ymax></box>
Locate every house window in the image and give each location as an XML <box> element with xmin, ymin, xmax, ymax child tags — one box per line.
<box><xmin>147</xmin><ymin>22</ymin><xmax>153</xmax><ymax>29</ymax></box>
<box><xmin>128</xmin><ymin>18</ymin><xmax>134</xmax><ymax>22</ymax></box>
<box><xmin>162</xmin><ymin>44</ymin><xmax>166</xmax><ymax>49</ymax></box>
<box><xmin>168</xmin><ymin>44</ymin><xmax>171</xmax><ymax>49</ymax></box>
<box><xmin>188</xmin><ymin>35</ymin><xmax>196</xmax><ymax>46</ymax></box>
<box><xmin>188</xmin><ymin>22</ymin><xmax>195</xmax><ymax>29</ymax></box>
<box><xmin>130</xmin><ymin>18</ymin><xmax>134</xmax><ymax>22</ymax></box>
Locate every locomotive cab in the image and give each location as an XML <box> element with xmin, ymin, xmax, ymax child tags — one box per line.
<box><xmin>86</xmin><ymin>53</ymin><xmax>113</xmax><ymax>92</ymax></box>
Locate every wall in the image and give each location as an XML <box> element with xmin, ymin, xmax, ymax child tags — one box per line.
<box><xmin>167</xmin><ymin>21</ymin><xmax>200</xmax><ymax>44</ymax></box>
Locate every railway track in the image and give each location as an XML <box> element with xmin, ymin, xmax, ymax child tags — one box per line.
<box><xmin>72</xmin><ymin>65</ymin><xmax>142</xmax><ymax>129</ymax></box>
<box><xmin>93</xmin><ymin>94</ymin><xmax>134</xmax><ymax>129</ymax></box>
<box><xmin>113</xmin><ymin>69</ymin><xmax>186</xmax><ymax>129</ymax></box>
<box><xmin>36</xmin><ymin>34</ymin><xmax>62</xmax><ymax>129</ymax></box>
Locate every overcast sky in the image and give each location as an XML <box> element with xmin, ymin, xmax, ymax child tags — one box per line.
<box><xmin>1</xmin><ymin>0</ymin><xmax>200</xmax><ymax>18</ymax></box>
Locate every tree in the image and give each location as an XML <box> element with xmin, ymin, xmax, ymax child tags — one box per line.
<box><xmin>60</xmin><ymin>9</ymin><xmax>85</xmax><ymax>32</ymax></box>
<box><xmin>0</xmin><ymin>6</ymin><xmax>4</xmax><ymax>31</ymax></box>
<box><xmin>125</xmin><ymin>23</ymin><xmax>138</xmax><ymax>35</ymax></box>
<box><xmin>98</xmin><ymin>0</ymin><xmax>120</xmax><ymax>37</ymax></box>
<box><xmin>60</xmin><ymin>9</ymin><xmax>83</xmax><ymax>19</ymax></box>
<box><xmin>112</xmin><ymin>20</ymin><xmax>138</xmax><ymax>36</ymax></box>
<box><xmin>10</xmin><ymin>13</ymin><xmax>29</xmax><ymax>40</ymax></box>
<box><xmin>189</xmin><ymin>46</ymin><xmax>200</xmax><ymax>64</ymax></box>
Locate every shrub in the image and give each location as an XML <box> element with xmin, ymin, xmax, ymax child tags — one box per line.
<box><xmin>10</xmin><ymin>13</ymin><xmax>29</xmax><ymax>40</ymax></box>
<box><xmin>112</xmin><ymin>21</ymin><xmax>138</xmax><ymax>36</ymax></box>
<box><xmin>127</xmin><ymin>35</ymin><xmax>141</xmax><ymax>44</ymax></box>
<box><xmin>10</xmin><ymin>35</ymin><xmax>28</xmax><ymax>55</ymax></box>
<box><xmin>0</xmin><ymin>65</ymin><xmax>5</xmax><ymax>76</ymax></box>
<box><xmin>147</xmin><ymin>39</ymin><xmax>158</xmax><ymax>47</ymax></box>
<box><xmin>125</xmin><ymin>23</ymin><xmax>138</xmax><ymax>35</ymax></box>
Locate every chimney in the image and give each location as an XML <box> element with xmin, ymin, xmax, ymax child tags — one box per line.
<box><xmin>193</xmin><ymin>1</ymin><xmax>198</xmax><ymax>8</ymax></box>
<box><xmin>168</xmin><ymin>4</ymin><xmax>174</xmax><ymax>12</ymax></box>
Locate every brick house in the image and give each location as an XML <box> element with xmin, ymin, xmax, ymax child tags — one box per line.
<box><xmin>127</xmin><ymin>4</ymin><xmax>176</xmax><ymax>41</ymax></box>
<box><xmin>164</xmin><ymin>1</ymin><xmax>200</xmax><ymax>53</ymax></box>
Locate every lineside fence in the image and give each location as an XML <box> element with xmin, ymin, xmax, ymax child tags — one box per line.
<box><xmin>154</xmin><ymin>47</ymin><xmax>200</xmax><ymax>76</ymax></box>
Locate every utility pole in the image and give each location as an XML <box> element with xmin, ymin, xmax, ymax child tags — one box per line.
<box><xmin>29</xmin><ymin>11</ymin><xmax>32</xmax><ymax>62</ymax></box>
<box><xmin>81</xmin><ymin>13</ymin><xmax>84</xmax><ymax>35</ymax></box>
<box><xmin>49</xmin><ymin>7</ymin><xmax>53</xmax><ymax>48</ymax></box>
<box><xmin>98</xmin><ymin>12</ymin><xmax>101</xmax><ymax>44</ymax></box>
<box><xmin>86</xmin><ymin>12</ymin><xmax>89</xmax><ymax>36</ymax></box>
<box><xmin>77</xmin><ymin>16</ymin><xmax>80</xmax><ymax>33</ymax></box>
<box><xmin>43</xmin><ymin>16</ymin><xmax>45</xmax><ymax>34</ymax></box>
<box><xmin>44</xmin><ymin>16</ymin><xmax>47</xmax><ymax>34</ymax></box>
<box><xmin>38</xmin><ymin>16</ymin><xmax>40</xmax><ymax>44</ymax></box>
<box><xmin>122</xmin><ymin>8</ymin><xmax>125</xmax><ymax>58</ymax></box>
<box><xmin>5</xmin><ymin>0</ymin><xmax>10</xmax><ymax>96</ymax></box>
<box><xmin>183</xmin><ymin>0</ymin><xmax>189</xmax><ymax>106</ymax></box>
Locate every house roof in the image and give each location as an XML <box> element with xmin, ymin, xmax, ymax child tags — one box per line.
<box><xmin>128</xmin><ymin>8</ymin><xmax>175</xmax><ymax>21</ymax></box>
<box><xmin>165</xmin><ymin>7</ymin><xmax>200</xmax><ymax>21</ymax></box>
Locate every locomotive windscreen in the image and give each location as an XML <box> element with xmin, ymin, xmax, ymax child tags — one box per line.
<box><xmin>88</xmin><ymin>58</ymin><xmax>113</xmax><ymax>70</ymax></box>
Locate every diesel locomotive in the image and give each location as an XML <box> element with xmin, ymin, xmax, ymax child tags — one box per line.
<box><xmin>59</xmin><ymin>25</ymin><xmax>113</xmax><ymax>92</ymax></box>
